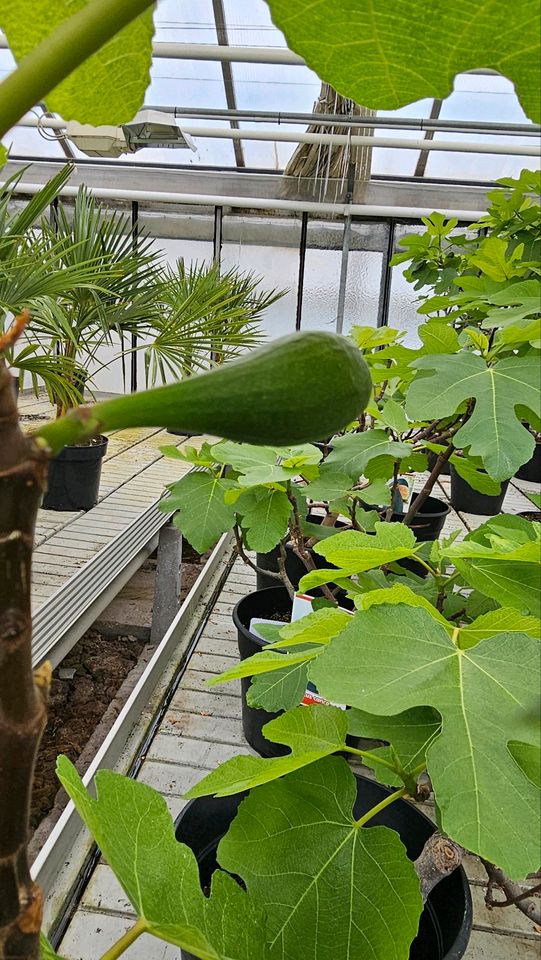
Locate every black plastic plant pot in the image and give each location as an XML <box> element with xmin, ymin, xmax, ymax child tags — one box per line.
<box><xmin>233</xmin><ymin>586</ymin><xmax>297</xmax><ymax>758</ymax></box>
<box><xmin>176</xmin><ymin>773</ymin><xmax>473</xmax><ymax>960</ymax></box>
<box><xmin>42</xmin><ymin>436</ymin><xmax>108</xmax><ymax>511</ymax></box>
<box><xmin>449</xmin><ymin>465</ymin><xmax>509</xmax><ymax>516</ymax></box>
<box><xmin>234</xmin><ymin>587</ymin><xmax>362</xmax><ymax>760</ymax></box>
<box><xmin>386</xmin><ymin>494</ymin><xmax>450</xmax><ymax>542</ymax></box>
<box><xmin>255</xmin><ymin>513</ymin><xmax>345</xmax><ymax>591</ymax></box>
<box><xmin>516</xmin><ymin>442</ymin><xmax>541</xmax><ymax>483</ymax></box>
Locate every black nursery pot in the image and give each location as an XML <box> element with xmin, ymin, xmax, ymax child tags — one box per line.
<box><xmin>42</xmin><ymin>436</ymin><xmax>108</xmax><ymax>511</ymax></box>
<box><xmin>516</xmin><ymin>442</ymin><xmax>541</xmax><ymax>483</ymax></box>
<box><xmin>386</xmin><ymin>493</ymin><xmax>450</xmax><ymax>542</ymax></box>
<box><xmin>233</xmin><ymin>586</ymin><xmax>302</xmax><ymax>758</ymax></box>
<box><xmin>449</xmin><ymin>465</ymin><xmax>509</xmax><ymax>516</ymax></box>
<box><xmin>256</xmin><ymin>513</ymin><xmax>345</xmax><ymax>591</ymax></box>
<box><xmin>176</xmin><ymin>774</ymin><xmax>472</xmax><ymax>960</ymax></box>
<box><xmin>233</xmin><ymin>587</ymin><xmax>360</xmax><ymax>759</ymax></box>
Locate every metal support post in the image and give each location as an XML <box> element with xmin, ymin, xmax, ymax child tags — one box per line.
<box><xmin>377</xmin><ymin>219</ymin><xmax>396</xmax><ymax>328</ymax></box>
<box><xmin>150</xmin><ymin>521</ymin><xmax>183</xmax><ymax>644</ymax></box>
<box><xmin>295</xmin><ymin>211</ymin><xmax>309</xmax><ymax>332</ymax></box>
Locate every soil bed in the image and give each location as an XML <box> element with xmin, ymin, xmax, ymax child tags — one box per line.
<box><xmin>31</xmin><ymin>539</ymin><xmax>209</xmax><ymax>833</ymax></box>
<box><xmin>31</xmin><ymin>630</ymin><xmax>146</xmax><ymax>830</ymax></box>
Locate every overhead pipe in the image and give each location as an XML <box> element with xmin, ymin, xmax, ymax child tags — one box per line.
<box><xmin>0</xmin><ymin>32</ymin><xmax>502</xmax><ymax>73</ymax></box>
<box><xmin>144</xmin><ymin>105</ymin><xmax>540</xmax><ymax>138</ymax></box>
<box><xmin>16</xmin><ymin>115</ymin><xmax>540</xmax><ymax>157</ymax></box>
<box><xmin>4</xmin><ymin>178</ymin><xmax>487</xmax><ymax>221</ymax></box>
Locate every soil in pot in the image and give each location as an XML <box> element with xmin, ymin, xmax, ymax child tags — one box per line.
<box><xmin>42</xmin><ymin>435</ymin><xmax>108</xmax><ymax>511</ymax></box>
<box><xmin>385</xmin><ymin>493</ymin><xmax>450</xmax><ymax>542</ymax></box>
<box><xmin>176</xmin><ymin>773</ymin><xmax>472</xmax><ymax>960</ymax></box>
<box><xmin>256</xmin><ymin>513</ymin><xmax>346</xmax><ymax>591</ymax></box>
<box><xmin>515</xmin><ymin>442</ymin><xmax>541</xmax><ymax>483</ymax></box>
<box><xmin>449</xmin><ymin>465</ymin><xmax>509</xmax><ymax>516</ymax></box>
<box><xmin>517</xmin><ymin>511</ymin><xmax>541</xmax><ymax>522</ymax></box>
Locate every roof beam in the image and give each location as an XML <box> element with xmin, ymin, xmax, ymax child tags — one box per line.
<box><xmin>211</xmin><ymin>0</ymin><xmax>245</xmax><ymax>168</ymax></box>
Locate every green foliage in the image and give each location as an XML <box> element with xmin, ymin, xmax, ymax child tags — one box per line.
<box><xmin>57</xmin><ymin>757</ymin><xmax>270</xmax><ymax>960</ymax></box>
<box><xmin>407</xmin><ymin>354</ymin><xmax>540</xmax><ymax>480</ymax></box>
<box><xmin>142</xmin><ymin>260</ymin><xmax>279</xmax><ymax>385</ymax></box>
<box><xmin>185</xmin><ymin>705</ymin><xmax>349</xmax><ymax>798</ymax></box>
<box><xmin>299</xmin><ymin>523</ymin><xmax>418</xmax><ymax>589</ymax></box>
<box><xmin>310</xmin><ymin>604</ymin><xmax>540</xmax><ymax>878</ymax></box>
<box><xmin>235</xmin><ymin>487</ymin><xmax>291</xmax><ymax>552</ymax></box>
<box><xmin>40</xmin><ymin>935</ymin><xmax>63</xmax><ymax>960</ymax></box>
<box><xmin>348</xmin><ymin>707</ymin><xmax>441</xmax><ymax>787</ymax></box>
<box><xmin>265</xmin><ymin>0</ymin><xmax>541</xmax><ymax>121</ymax></box>
<box><xmin>441</xmin><ymin>516</ymin><xmax>541</xmax><ymax>616</ymax></box>
<box><xmin>218</xmin><ymin>757</ymin><xmax>423</xmax><ymax>960</ymax></box>
<box><xmin>0</xmin><ymin>0</ymin><xmax>153</xmax><ymax>125</ymax></box>
<box><xmin>323</xmin><ymin>430</ymin><xmax>413</xmax><ymax>481</ymax></box>
<box><xmin>165</xmin><ymin>473</ymin><xmax>236</xmax><ymax>554</ymax></box>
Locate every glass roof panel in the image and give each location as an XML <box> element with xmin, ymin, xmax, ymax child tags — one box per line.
<box><xmin>1</xmin><ymin>0</ymin><xmax>539</xmax><ymax>181</ymax></box>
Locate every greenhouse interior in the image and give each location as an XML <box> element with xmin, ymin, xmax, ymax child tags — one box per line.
<box><xmin>0</xmin><ymin>2</ymin><xmax>540</xmax><ymax>960</ymax></box>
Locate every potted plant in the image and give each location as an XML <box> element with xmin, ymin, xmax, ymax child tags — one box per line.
<box><xmin>171</xmin><ymin>512</ymin><xmax>540</xmax><ymax>960</ymax></box>
<box><xmin>24</xmin><ymin>190</ymin><xmax>283</xmax><ymax>510</ymax></box>
<box><xmin>0</xmin><ymin>2</ymin><xmax>539</xmax><ymax>959</ymax></box>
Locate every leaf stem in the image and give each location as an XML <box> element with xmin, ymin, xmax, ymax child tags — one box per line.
<box><xmin>345</xmin><ymin>745</ymin><xmax>397</xmax><ymax>772</ymax></box>
<box><xmin>99</xmin><ymin>918</ymin><xmax>147</xmax><ymax>960</ymax></box>
<box><xmin>355</xmin><ymin>787</ymin><xmax>408</xmax><ymax>827</ymax></box>
<box><xmin>0</xmin><ymin>0</ymin><xmax>154</xmax><ymax>141</ymax></box>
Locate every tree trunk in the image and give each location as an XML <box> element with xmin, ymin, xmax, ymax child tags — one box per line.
<box><xmin>0</xmin><ymin>360</ymin><xmax>50</xmax><ymax>960</ymax></box>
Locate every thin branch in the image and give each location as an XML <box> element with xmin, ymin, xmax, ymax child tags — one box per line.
<box><xmin>403</xmin><ymin>442</ymin><xmax>455</xmax><ymax>526</ymax></box>
<box><xmin>278</xmin><ymin>539</ymin><xmax>295</xmax><ymax>600</ymax></box>
<box><xmin>481</xmin><ymin>860</ymin><xmax>541</xmax><ymax>926</ymax></box>
<box><xmin>232</xmin><ymin>524</ymin><xmax>282</xmax><ymax>582</ymax></box>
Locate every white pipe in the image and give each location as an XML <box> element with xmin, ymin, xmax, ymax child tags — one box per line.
<box><xmin>0</xmin><ymin>33</ymin><xmax>499</xmax><ymax>73</ymax></box>
<box><xmin>3</xmin><ymin>178</ymin><xmax>486</xmax><ymax>220</ymax></box>
<box><xmin>15</xmin><ymin>115</ymin><xmax>541</xmax><ymax>157</ymax></box>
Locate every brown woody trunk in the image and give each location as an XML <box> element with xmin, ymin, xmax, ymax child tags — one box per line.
<box><xmin>0</xmin><ymin>362</ymin><xmax>50</xmax><ymax>960</ymax></box>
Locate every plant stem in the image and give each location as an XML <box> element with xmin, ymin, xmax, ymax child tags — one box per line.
<box><xmin>403</xmin><ymin>442</ymin><xmax>455</xmax><ymax>526</ymax></box>
<box><xmin>355</xmin><ymin>787</ymin><xmax>407</xmax><ymax>827</ymax></box>
<box><xmin>0</xmin><ymin>362</ymin><xmax>51</xmax><ymax>960</ymax></box>
<box><xmin>232</xmin><ymin>524</ymin><xmax>283</xmax><ymax>583</ymax></box>
<box><xmin>345</xmin><ymin>745</ymin><xmax>397</xmax><ymax>773</ymax></box>
<box><xmin>0</xmin><ymin>0</ymin><xmax>155</xmax><ymax>140</ymax></box>
<box><xmin>99</xmin><ymin>918</ymin><xmax>147</xmax><ymax>960</ymax></box>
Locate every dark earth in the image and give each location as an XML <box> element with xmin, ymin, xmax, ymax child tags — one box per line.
<box><xmin>30</xmin><ymin>539</ymin><xmax>209</xmax><ymax>832</ymax></box>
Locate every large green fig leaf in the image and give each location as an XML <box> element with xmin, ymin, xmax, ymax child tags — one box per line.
<box><xmin>218</xmin><ymin>757</ymin><xmax>423</xmax><ymax>960</ymax></box>
<box><xmin>309</xmin><ymin>605</ymin><xmax>540</xmax><ymax>878</ymax></box>
<box><xmin>235</xmin><ymin>487</ymin><xmax>291</xmax><ymax>552</ymax></box>
<box><xmin>457</xmin><ymin>608</ymin><xmax>541</xmax><ymax>649</ymax></box>
<box><xmin>441</xmin><ymin>516</ymin><xmax>541</xmax><ymax>616</ymax></box>
<box><xmin>406</xmin><ymin>354</ymin><xmax>540</xmax><ymax>480</ymax></box>
<box><xmin>0</xmin><ymin>0</ymin><xmax>154</xmax><ymax>125</ymax></box>
<box><xmin>56</xmin><ymin>758</ymin><xmax>269</xmax><ymax>960</ymax></box>
<box><xmin>299</xmin><ymin>522</ymin><xmax>418</xmax><ymax>590</ymax></box>
<box><xmin>324</xmin><ymin>430</ymin><xmax>413</xmax><ymax>481</ymax></box>
<box><xmin>185</xmin><ymin>706</ymin><xmax>348</xmax><ymax>798</ymax></box>
<box><xmin>211</xmin><ymin>442</ymin><xmax>301</xmax><ymax>485</ymax></box>
<box><xmin>247</xmin><ymin>660</ymin><xmax>310</xmax><ymax>712</ymax></box>
<box><xmin>37</xmin><ymin>332</ymin><xmax>373</xmax><ymax>454</ymax></box>
<box><xmin>265</xmin><ymin>0</ymin><xmax>541</xmax><ymax>122</ymax></box>
<box><xmin>347</xmin><ymin>707</ymin><xmax>441</xmax><ymax>787</ymax></box>
<box><xmin>164</xmin><ymin>473</ymin><xmax>236</xmax><ymax>553</ymax></box>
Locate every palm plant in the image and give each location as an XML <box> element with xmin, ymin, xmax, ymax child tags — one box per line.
<box><xmin>25</xmin><ymin>185</ymin><xmax>161</xmax><ymax>416</ymax></box>
<box><xmin>123</xmin><ymin>259</ymin><xmax>284</xmax><ymax>387</ymax></box>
